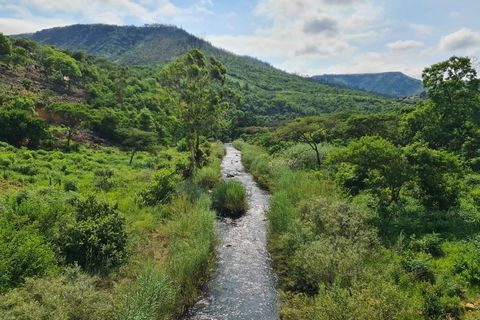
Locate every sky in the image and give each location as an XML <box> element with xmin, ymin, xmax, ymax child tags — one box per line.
<box><xmin>1</xmin><ymin>0</ymin><xmax>479</xmax><ymax>78</ymax></box>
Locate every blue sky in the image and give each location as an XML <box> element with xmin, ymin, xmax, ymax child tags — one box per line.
<box><xmin>1</xmin><ymin>0</ymin><xmax>479</xmax><ymax>78</ymax></box>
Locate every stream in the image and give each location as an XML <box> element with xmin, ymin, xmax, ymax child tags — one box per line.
<box><xmin>185</xmin><ymin>144</ymin><xmax>279</xmax><ymax>320</ymax></box>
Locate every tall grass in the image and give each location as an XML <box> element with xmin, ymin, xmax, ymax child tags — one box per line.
<box><xmin>123</xmin><ymin>265</ymin><xmax>174</xmax><ymax>320</ymax></box>
<box><xmin>212</xmin><ymin>181</ymin><xmax>248</xmax><ymax>218</ymax></box>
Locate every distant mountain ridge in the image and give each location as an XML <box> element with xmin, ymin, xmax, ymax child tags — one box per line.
<box><xmin>311</xmin><ymin>72</ymin><xmax>423</xmax><ymax>97</ymax></box>
<box><xmin>16</xmin><ymin>24</ymin><xmax>401</xmax><ymax>118</ymax></box>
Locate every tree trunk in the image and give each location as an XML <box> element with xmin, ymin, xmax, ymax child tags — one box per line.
<box><xmin>129</xmin><ymin>150</ymin><xmax>137</xmax><ymax>165</ymax></box>
<box><xmin>194</xmin><ymin>129</ymin><xmax>201</xmax><ymax>167</ymax></box>
<box><xmin>309</xmin><ymin>143</ymin><xmax>321</xmax><ymax>167</ymax></box>
<box><xmin>66</xmin><ymin>129</ymin><xmax>72</xmax><ymax>147</ymax></box>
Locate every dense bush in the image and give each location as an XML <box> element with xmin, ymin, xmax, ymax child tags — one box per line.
<box><xmin>139</xmin><ymin>168</ymin><xmax>179</xmax><ymax>206</ymax></box>
<box><xmin>212</xmin><ymin>180</ymin><xmax>248</xmax><ymax>218</ymax></box>
<box><xmin>0</xmin><ymin>267</ymin><xmax>118</xmax><ymax>320</ymax></box>
<box><xmin>193</xmin><ymin>159</ymin><xmax>221</xmax><ymax>190</ymax></box>
<box><xmin>59</xmin><ymin>196</ymin><xmax>128</xmax><ymax>273</ymax></box>
<box><xmin>0</xmin><ymin>219</ymin><xmax>56</xmax><ymax>293</ymax></box>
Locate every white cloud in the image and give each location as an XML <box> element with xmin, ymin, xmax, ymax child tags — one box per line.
<box><xmin>409</xmin><ymin>23</ymin><xmax>433</xmax><ymax>36</ymax></box>
<box><xmin>387</xmin><ymin>40</ymin><xmax>423</xmax><ymax>51</ymax></box>
<box><xmin>439</xmin><ymin>28</ymin><xmax>480</xmax><ymax>51</ymax></box>
<box><xmin>209</xmin><ymin>0</ymin><xmax>383</xmax><ymax>72</ymax></box>
<box><xmin>0</xmin><ymin>0</ymin><xmax>213</xmax><ymax>34</ymax></box>
<box><xmin>0</xmin><ymin>17</ymin><xmax>73</xmax><ymax>34</ymax></box>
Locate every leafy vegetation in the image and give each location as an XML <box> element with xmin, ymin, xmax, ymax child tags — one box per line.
<box><xmin>18</xmin><ymin>24</ymin><xmax>401</xmax><ymax>124</ymax></box>
<box><xmin>0</xmin><ymin>33</ymin><xmax>228</xmax><ymax>319</ymax></box>
<box><xmin>235</xmin><ymin>56</ymin><xmax>480</xmax><ymax>320</ymax></box>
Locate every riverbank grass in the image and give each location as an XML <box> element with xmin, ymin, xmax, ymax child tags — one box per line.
<box><xmin>212</xmin><ymin>180</ymin><xmax>248</xmax><ymax>218</ymax></box>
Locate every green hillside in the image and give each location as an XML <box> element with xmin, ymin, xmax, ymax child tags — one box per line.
<box><xmin>18</xmin><ymin>24</ymin><xmax>400</xmax><ymax>121</ymax></box>
<box><xmin>312</xmin><ymin>72</ymin><xmax>423</xmax><ymax>97</ymax></box>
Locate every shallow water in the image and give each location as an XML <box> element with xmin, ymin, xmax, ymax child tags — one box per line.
<box><xmin>184</xmin><ymin>144</ymin><xmax>278</xmax><ymax>320</ymax></box>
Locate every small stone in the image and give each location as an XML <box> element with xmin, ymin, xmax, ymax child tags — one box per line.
<box><xmin>465</xmin><ymin>303</ymin><xmax>476</xmax><ymax>311</ymax></box>
<box><xmin>226</xmin><ymin>173</ymin><xmax>235</xmax><ymax>178</ymax></box>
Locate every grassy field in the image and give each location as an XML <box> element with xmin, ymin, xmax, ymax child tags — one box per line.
<box><xmin>0</xmin><ymin>140</ymin><xmax>225</xmax><ymax>319</ymax></box>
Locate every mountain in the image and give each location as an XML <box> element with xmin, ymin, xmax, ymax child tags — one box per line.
<box><xmin>311</xmin><ymin>72</ymin><xmax>423</xmax><ymax>98</ymax></box>
<box><xmin>17</xmin><ymin>24</ymin><xmax>400</xmax><ymax>121</ymax></box>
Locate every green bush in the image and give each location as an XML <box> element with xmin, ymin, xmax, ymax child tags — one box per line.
<box><xmin>139</xmin><ymin>168</ymin><xmax>179</xmax><ymax>206</ymax></box>
<box><xmin>0</xmin><ymin>267</ymin><xmax>118</xmax><ymax>320</ymax></box>
<box><xmin>93</xmin><ymin>168</ymin><xmax>115</xmax><ymax>191</ymax></box>
<box><xmin>212</xmin><ymin>180</ymin><xmax>248</xmax><ymax>218</ymax></box>
<box><xmin>0</xmin><ymin>221</ymin><xmax>56</xmax><ymax>293</ymax></box>
<box><xmin>193</xmin><ymin>160</ymin><xmax>221</xmax><ymax>190</ymax></box>
<box><xmin>401</xmin><ymin>255</ymin><xmax>436</xmax><ymax>283</ymax></box>
<box><xmin>64</xmin><ymin>179</ymin><xmax>78</xmax><ymax>192</ymax></box>
<box><xmin>410</xmin><ymin>233</ymin><xmax>444</xmax><ymax>257</ymax></box>
<box><xmin>59</xmin><ymin>196</ymin><xmax>128</xmax><ymax>274</ymax></box>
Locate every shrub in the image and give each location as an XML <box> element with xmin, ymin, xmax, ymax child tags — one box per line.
<box><xmin>0</xmin><ymin>267</ymin><xmax>118</xmax><ymax>319</ymax></box>
<box><xmin>64</xmin><ymin>179</ymin><xmax>78</xmax><ymax>192</ymax></box>
<box><xmin>94</xmin><ymin>168</ymin><xmax>115</xmax><ymax>191</ymax></box>
<box><xmin>212</xmin><ymin>180</ymin><xmax>248</xmax><ymax>218</ymax></box>
<box><xmin>59</xmin><ymin>196</ymin><xmax>128</xmax><ymax>273</ymax></box>
<box><xmin>139</xmin><ymin>168</ymin><xmax>179</xmax><ymax>206</ymax></box>
<box><xmin>193</xmin><ymin>161</ymin><xmax>221</xmax><ymax>190</ymax></box>
<box><xmin>410</xmin><ymin>233</ymin><xmax>444</xmax><ymax>257</ymax></box>
<box><xmin>0</xmin><ymin>222</ymin><xmax>56</xmax><ymax>293</ymax></box>
<box><xmin>401</xmin><ymin>255</ymin><xmax>435</xmax><ymax>283</ymax></box>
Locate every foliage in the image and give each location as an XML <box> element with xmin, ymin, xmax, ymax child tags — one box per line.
<box><xmin>0</xmin><ymin>267</ymin><xmax>118</xmax><ymax>320</ymax></box>
<box><xmin>212</xmin><ymin>180</ymin><xmax>248</xmax><ymax>218</ymax></box>
<box><xmin>117</xmin><ymin>128</ymin><xmax>157</xmax><ymax>165</ymax></box>
<box><xmin>0</xmin><ymin>216</ymin><xmax>56</xmax><ymax>293</ymax></box>
<box><xmin>0</xmin><ymin>110</ymin><xmax>49</xmax><ymax>148</ymax></box>
<box><xmin>0</xmin><ymin>33</ymin><xmax>12</xmax><ymax>58</ymax></box>
<box><xmin>139</xmin><ymin>168</ymin><xmax>179</xmax><ymax>206</ymax></box>
<box><xmin>59</xmin><ymin>196</ymin><xmax>128</xmax><ymax>273</ymax></box>
<box><xmin>276</xmin><ymin>117</ymin><xmax>327</xmax><ymax>167</ymax></box>
<box><xmin>161</xmin><ymin>49</ymin><xmax>230</xmax><ymax>171</ymax></box>
<box><xmin>46</xmin><ymin>103</ymin><xmax>91</xmax><ymax>147</ymax></box>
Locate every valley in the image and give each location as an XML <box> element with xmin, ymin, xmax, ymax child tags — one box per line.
<box><xmin>1</xmin><ymin>20</ymin><xmax>480</xmax><ymax>320</ymax></box>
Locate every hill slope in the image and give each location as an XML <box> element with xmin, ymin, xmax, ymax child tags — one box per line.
<box><xmin>311</xmin><ymin>72</ymin><xmax>422</xmax><ymax>97</ymax></box>
<box><xmin>18</xmin><ymin>24</ymin><xmax>400</xmax><ymax>120</ymax></box>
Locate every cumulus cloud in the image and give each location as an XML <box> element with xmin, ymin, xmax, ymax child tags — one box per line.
<box><xmin>439</xmin><ymin>28</ymin><xmax>480</xmax><ymax>51</ymax></box>
<box><xmin>0</xmin><ymin>0</ymin><xmax>213</xmax><ymax>34</ymax></box>
<box><xmin>210</xmin><ymin>0</ymin><xmax>382</xmax><ymax>70</ymax></box>
<box><xmin>387</xmin><ymin>40</ymin><xmax>423</xmax><ymax>51</ymax></box>
<box><xmin>303</xmin><ymin>17</ymin><xmax>338</xmax><ymax>35</ymax></box>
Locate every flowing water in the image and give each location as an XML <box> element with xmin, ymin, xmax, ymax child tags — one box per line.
<box><xmin>185</xmin><ymin>144</ymin><xmax>279</xmax><ymax>320</ymax></box>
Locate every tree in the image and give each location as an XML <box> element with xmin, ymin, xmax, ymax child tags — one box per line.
<box><xmin>276</xmin><ymin>117</ymin><xmax>327</xmax><ymax>167</ymax></box>
<box><xmin>117</xmin><ymin>128</ymin><xmax>157</xmax><ymax>165</ymax></box>
<box><xmin>41</xmin><ymin>47</ymin><xmax>82</xmax><ymax>86</ymax></box>
<box><xmin>328</xmin><ymin>136</ymin><xmax>411</xmax><ymax>205</ymax></box>
<box><xmin>403</xmin><ymin>142</ymin><xmax>462</xmax><ymax>210</ymax></box>
<box><xmin>160</xmin><ymin>49</ymin><xmax>229</xmax><ymax>174</ymax></box>
<box><xmin>403</xmin><ymin>57</ymin><xmax>480</xmax><ymax>156</ymax></box>
<box><xmin>46</xmin><ymin>103</ymin><xmax>91</xmax><ymax>147</ymax></box>
<box><xmin>0</xmin><ymin>33</ymin><xmax>12</xmax><ymax>59</ymax></box>
<box><xmin>0</xmin><ymin>110</ymin><xmax>49</xmax><ymax>148</ymax></box>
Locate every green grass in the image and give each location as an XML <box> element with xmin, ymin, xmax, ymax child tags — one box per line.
<box><xmin>212</xmin><ymin>180</ymin><xmax>248</xmax><ymax>218</ymax></box>
<box><xmin>0</xmin><ymin>141</ymin><xmax>224</xmax><ymax>319</ymax></box>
